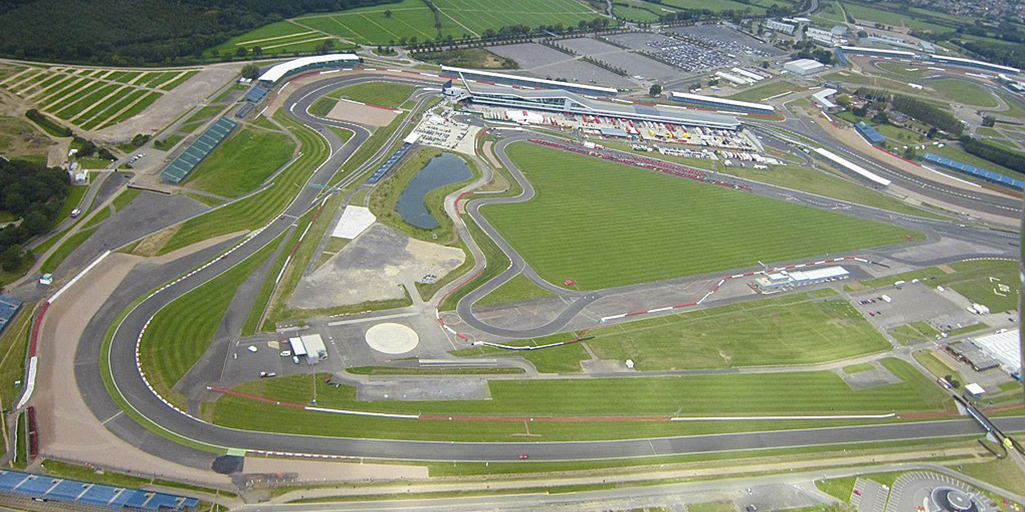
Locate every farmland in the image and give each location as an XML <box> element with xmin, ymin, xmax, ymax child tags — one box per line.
<box><xmin>227</xmin><ymin>0</ymin><xmax>606</xmax><ymax>49</ymax></box>
<box><xmin>0</xmin><ymin>66</ymin><xmax>196</xmax><ymax>131</ymax></box>
<box><xmin>206</xmin><ymin>358</ymin><xmax>949</xmax><ymax>442</ymax></box>
<box><xmin>482</xmin><ymin>143</ymin><xmax>919</xmax><ymax>290</ymax></box>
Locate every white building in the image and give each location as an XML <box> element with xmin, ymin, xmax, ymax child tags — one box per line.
<box><xmin>812</xmin><ymin>88</ymin><xmax>838</xmax><ymax>109</ymax></box>
<box><xmin>300</xmin><ymin>334</ymin><xmax>328</xmax><ymax>364</ymax></box>
<box><xmin>766</xmin><ymin>19</ymin><xmax>796</xmax><ymax>35</ymax></box>
<box><xmin>784</xmin><ymin>59</ymin><xmax>826</xmax><ymax>75</ymax></box>
<box><xmin>753</xmin><ymin>266</ymin><xmax>849</xmax><ymax>293</ymax></box>
<box><xmin>972</xmin><ymin>329</ymin><xmax>1021</xmax><ymax>375</ymax></box>
<box><xmin>806</xmin><ymin>27</ymin><xmax>839</xmax><ymax>45</ymax></box>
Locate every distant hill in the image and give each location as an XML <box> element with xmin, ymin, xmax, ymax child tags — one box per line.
<box><xmin>0</xmin><ymin>0</ymin><xmax>394</xmax><ymax>65</ymax></box>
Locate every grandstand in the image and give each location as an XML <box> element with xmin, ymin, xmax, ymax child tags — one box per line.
<box><xmin>814</xmin><ymin>147</ymin><xmax>891</xmax><ymax>187</ymax></box>
<box><xmin>367</xmin><ymin>133</ymin><xmax>420</xmax><ymax>184</ymax></box>
<box><xmin>235</xmin><ymin>103</ymin><xmax>255</xmax><ymax>119</ymax></box>
<box><xmin>928</xmin><ymin>55</ymin><xmax>1020</xmax><ymax>75</ymax></box>
<box><xmin>855</xmin><ymin>122</ymin><xmax>885</xmax><ymax>145</ymax></box>
<box><xmin>257</xmin><ymin>54</ymin><xmax>360</xmax><ymax>85</ymax></box>
<box><xmin>0</xmin><ymin>469</ymin><xmax>198</xmax><ymax>510</ymax></box>
<box><xmin>455</xmin><ymin>83</ymin><xmax>741</xmax><ymax>130</ymax></box>
<box><xmin>160</xmin><ymin>117</ymin><xmax>237</xmax><ymax>184</ymax></box>
<box><xmin>668</xmin><ymin>92</ymin><xmax>775</xmax><ymax>115</ymax></box>
<box><xmin>0</xmin><ymin>295</ymin><xmax>21</xmax><ymax>336</ymax></box>
<box><xmin>836</xmin><ymin>46</ymin><xmax>916</xmax><ymax>59</ymax></box>
<box><xmin>244</xmin><ymin>85</ymin><xmax>269</xmax><ymax>103</ymax></box>
<box><xmin>441</xmin><ymin>66</ymin><xmax>618</xmax><ymax>96</ymax></box>
<box><xmin>923</xmin><ymin>153</ymin><xmax>1024</xmax><ymax>190</ymax></box>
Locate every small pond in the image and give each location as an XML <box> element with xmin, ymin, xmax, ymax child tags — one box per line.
<box><xmin>396</xmin><ymin>153</ymin><xmax>471</xmax><ymax>230</ymax></box>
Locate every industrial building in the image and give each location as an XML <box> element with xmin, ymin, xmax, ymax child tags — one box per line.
<box><xmin>806</xmin><ymin>27</ymin><xmax>843</xmax><ymax>46</ymax></box>
<box><xmin>453</xmin><ymin>83</ymin><xmax>742</xmax><ymax>129</ymax></box>
<box><xmin>814</xmin><ymin>147</ymin><xmax>891</xmax><ymax>187</ymax></box>
<box><xmin>855</xmin><ymin>121</ymin><xmax>885</xmax><ymax>145</ymax></box>
<box><xmin>441</xmin><ymin>65</ymin><xmax>618</xmax><ymax>96</ymax></box>
<box><xmin>947</xmin><ymin>341</ymin><xmax>1002</xmax><ymax>372</ymax></box>
<box><xmin>754</xmin><ymin>266</ymin><xmax>849</xmax><ymax>293</ymax></box>
<box><xmin>289</xmin><ymin>334</ymin><xmax>328</xmax><ymax>364</ymax></box>
<box><xmin>257</xmin><ymin>54</ymin><xmax>360</xmax><ymax>84</ymax></box>
<box><xmin>970</xmin><ymin>329</ymin><xmax>1021</xmax><ymax>376</ymax></box>
<box><xmin>668</xmin><ymin>91</ymin><xmax>775</xmax><ymax>115</ymax></box>
<box><xmin>784</xmin><ymin>59</ymin><xmax>825</xmax><ymax>75</ymax></box>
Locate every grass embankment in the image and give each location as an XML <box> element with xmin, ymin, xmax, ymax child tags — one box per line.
<box><xmin>54</xmin><ymin>185</ymin><xmax>88</xmax><ymax>226</ymax></box>
<box><xmin>0</xmin><ymin>304</ymin><xmax>33</xmax><ymax>407</ymax></box>
<box><xmin>484</xmin><ymin>143</ymin><xmax>920</xmax><ymax>290</ymax></box>
<box><xmin>727</xmin><ymin>80</ymin><xmax>800</xmax><ymax>102</ymax></box>
<box><xmin>719</xmin><ymin>164</ymin><xmax>948</xmax><ymax>219</ymax></box>
<box><xmin>148</xmin><ymin>110</ymin><xmax>329</xmax><ymax>255</ymax></box>
<box><xmin>310</xmin><ymin>81</ymin><xmax>417</xmax><ymax>116</ymax></box>
<box><xmin>450</xmin><ymin>332</ymin><xmax>591</xmax><ymax>374</ymax></box>
<box><xmin>855</xmin><ymin>259</ymin><xmax>1018</xmax><ymax>313</ymax></box>
<box><xmin>815</xmin><ymin>472</ymin><xmax>906</xmax><ymax>502</ymax></box>
<box><xmin>207</xmin><ymin>358</ymin><xmax>949</xmax><ymax>442</ymax></box>
<box><xmin>184</xmin><ymin>128</ymin><xmax>296</xmax><ymax>197</ymax></box>
<box><xmin>475</xmin><ymin>274</ymin><xmax>555</xmax><ymax>306</ymax></box>
<box><xmin>40</xmin><ymin>227</ymin><xmax>96</xmax><ymax>273</ymax></box>
<box><xmin>139</xmin><ymin>239</ymin><xmax>279</xmax><ymax>408</ymax></box>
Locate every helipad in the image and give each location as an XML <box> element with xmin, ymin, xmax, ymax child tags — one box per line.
<box><xmin>365</xmin><ymin>323</ymin><xmax>420</xmax><ymax>354</ymax></box>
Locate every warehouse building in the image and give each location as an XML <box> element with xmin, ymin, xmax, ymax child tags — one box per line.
<box><xmin>784</xmin><ymin>59</ymin><xmax>826</xmax><ymax>75</ymax></box>
<box><xmin>455</xmin><ymin>83</ymin><xmax>742</xmax><ymax>129</ymax></box>
<box><xmin>669</xmin><ymin>91</ymin><xmax>775</xmax><ymax>115</ymax></box>
<box><xmin>971</xmin><ymin>329</ymin><xmax>1021</xmax><ymax>376</ymax></box>
<box><xmin>812</xmin><ymin>88</ymin><xmax>838</xmax><ymax>109</ymax></box>
<box><xmin>441</xmin><ymin>65</ymin><xmax>618</xmax><ymax>96</ymax></box>
<box><xmin>258</xmin><ymin>54</ymin><xmax>361</xmax><ymax>85</ymax></box>
<box><xmin>754</xmin><ymin>266</ymin><xmax>849</xmax><ymax>294</ymax></box>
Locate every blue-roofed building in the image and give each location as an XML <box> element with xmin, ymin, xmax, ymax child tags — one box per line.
<box><xmin>923</xmin><ymin>153</ymin><xmax>1024</xmax><ymax>190</ymax></box>
<box><xmin>855</xmin><ymin>122</ymin><xmax>885</xmax><ymax>145</ymax></box>
<box><xmin>0</xmin><ymin>470</ymin><xmax>199</xmax><ymax>511</ymax></box>
<box><xmin>244</xmin><ymin>86</ymin><xmax>269</xmax><ymax>103</ymax></box>
<box><xmin>0</xmin><ymin>295</ymin><xmax>22</xmax><ymax>336</ymax></box>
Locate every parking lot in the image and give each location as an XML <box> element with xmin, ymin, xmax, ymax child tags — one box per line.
<box><xmin>669</xmin><ymin>24</ymin><xmax>784</xmax><ymax>57</ymax></box>
<box><xmin>487</xmin><ymin>43</ymin><xmax>634</xmax><ymax>88</ymax></box>
<box><xmin>559</xmin><ymin>37</ymin><xmax>682</xmax><ymax>82</ymax></box>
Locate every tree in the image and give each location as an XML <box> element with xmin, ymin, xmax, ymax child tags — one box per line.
<box><xmin>872</xmin><ymin>111</ymin><xmax>889</xmax><ymax>125</ymax></box>
<box><xmin>252</xmin><ymin>46</ymin><xmax>262</xmax><ymax>57</ymax></box>
<box><xmin>384</xmin><ymin>9</ymin><xmax>392</xmax><ymax>17</ymax></box>
<box><xmin>835</xmin><ymin>94</ymin><xmax>851</xmax><ymax>108</ymax></box>
<box><xmin>649</xmin><ymin>84</ymin><xmax>662</xmax><ymax>97</ymax></box>
<box><xmin>236</xmin><ymin>47</ymin><xmax>247</xmax><ymax>58</ymax></box>
<box><xmin>0</xmin><ymin>245</ymin><xmax>22</xmax><ymax>272</ymax></box>
<box><xmin>241</xmin><ymin>63</ymin><xmax>260</xmax><ymax>80</ymax></box>
<box><xmin>760</xmin><ymin>61</ymin><xmax>769</xmax><ymax>69</ymax></box>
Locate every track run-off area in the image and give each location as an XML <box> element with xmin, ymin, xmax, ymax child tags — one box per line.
<box><xmin>37</xmin><ymin>67</ymin><xmax>1019</xmax><ymax>468</ymax></box>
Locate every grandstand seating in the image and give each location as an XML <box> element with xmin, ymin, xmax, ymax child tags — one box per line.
<box><xmin>923</xmin><ymin>153</ymin><xmax>1024</xmax><ymax>190</ymax></box>
<box><xmin>367</xmin><ymin>142</ymin><xmax>414</xmax><ymax>184</ymax></box>
<box><xmin>0</xmin><ymin>470</ymin><xmax>198</xmax><ymax>510</ymax></box>
<box><xmin>160</xmin><ymin>117</ymin><xmax>238</xmax><ymax>184</ymax></box>
<box><xmin>244</xmin><ymin>86</ymin><xmax>269</xmax><ymax>103</ymax></box>
<box><xmin>235</xmin><ymin>103</ymin><xmax>255</xmax><ymax>119</ymax></box>
<box><xmin>0</xmin><ymin>295</ymin><xmax>21</xmax><ymax>336</ymax></box>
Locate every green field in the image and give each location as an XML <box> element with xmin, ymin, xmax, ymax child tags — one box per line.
<box><xmin>842</xmin><ymin>2</ymin><xmax>947</xmax><ymax>31</ymax></box>
<box><xmin>312</xmin><ymin>81</ymin><xmax>417</xmax><ymax>115</ymax></box>
<box><xmin>928</xmin><ymin>79</ymin><xmax>998</xmax><ymax>108</ymax></box>
<box><xmin>0</xmin><ymin>305</ymin><xmax>33</xmax><ymax>407</ymax></box>
<box><xmin>585</xmin><ymin>292</ymin><xmax>890</xmax><ymax>370</ymax></box>
<box><xmin>718</xmin><ymin>164</ymin><xmax>946</xmax><ymax>219</ymax></box>
<box><xmin>727</xmin><ymin>80</ymin><xmax>800</xmax><ymax>102</ymax></box>
<box><xmin>452</xmin><ymin>332</ymin><xmax>589</xmax><ymax>374</ymax></box>
<box><xmin>482</xmin><ymin>143</ymin><xmax>919</xmax><ymax>290</ymax></box>
<box><xmin>660</xmin><ymin>0</ymin><xmax>766</xmax><ymax>14</ymax></box>
<box><xmin>153</xmin><ymin>110</ymin><xmax>328</xmax><ymax>255</ymax></box>
<box><xmin>476</xmin><ymin>274</ymin><xmax>555</xmax><ymax>306</ymax></box>
<box><xmin>857</xmin><ymin>259</ymin><xmax>1018</xmax><ymax>313</ymax></box>
<box><xmin>294</xmin><ymin>0</ymin><xmax>452</xmax><ymax>45</ymax></box>
<box><xmin>207</xmin><ymin>358</ymin><xmax>948</xmax><ymax>441</ymax></box>
<box><xmin>612</xmin><ymin>3</ymin><xmax>662</xmax><ymax>22</ymax></box>
<box><xmin>184</xmin><ymin>128</ymin><xmax>296</xmax><ymax>197</ymax></box>
<box><xmin>140</xmin><ymin>240</ymin><xmax>278</xmax><ymax>407</ymax></box>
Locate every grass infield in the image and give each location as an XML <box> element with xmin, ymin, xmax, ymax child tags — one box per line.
<box><xmin>184</xmin><ymin>128</ymin><xmax>296</xmax><ymax>197</ymax></box>
<box><xmin>483</xmin><ymin>143</ymin><xmax>919</xmax><ymax>290</ymax></box>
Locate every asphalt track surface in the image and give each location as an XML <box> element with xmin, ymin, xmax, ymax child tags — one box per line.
<box><xmin>79</xmin><ymin>73</ymin><xmax>1023</xmax><ymax>469</ymax></box>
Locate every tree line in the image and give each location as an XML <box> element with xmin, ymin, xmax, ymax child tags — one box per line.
<box><xmin>962</xmin><ymin>137</ymin><xmax>1025</xmax><ymax>175</ymax></box>
<box><xmin>889</xmin><ymin>94</ymin><xmax>963</xmax><ymax>137</ymax></box>
<box><xmin>0</xmin><ymin>0</ymin><xmax>396</xmax><ymax>65</ymax></box>
<box><xmin>0</xmin><ymin>159</ymin><xmax>70</xmax><ymax>271</ymax></box>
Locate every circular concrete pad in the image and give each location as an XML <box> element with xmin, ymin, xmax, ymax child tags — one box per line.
<box><xmin>365</xmin><ymin>323</ymin><xmax>420</xmax><ymax>354</ymax></box>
